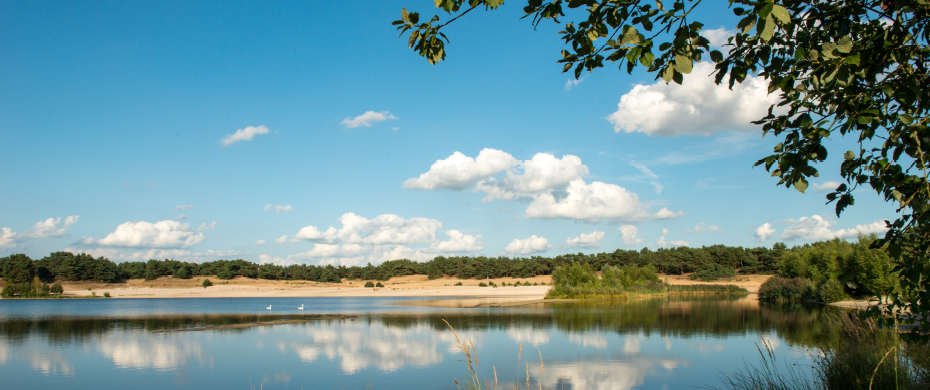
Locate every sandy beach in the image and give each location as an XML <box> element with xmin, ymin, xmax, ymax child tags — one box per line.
<box><xmin>33</xmin><ymin>273</ymin><xmax>773</xmax><ymax>299</ymax></box>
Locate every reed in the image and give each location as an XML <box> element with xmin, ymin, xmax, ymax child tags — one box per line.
<box><xmin>444</xmin><ymin>320</ymin><xmax>547</xmax><ymax>390</ymax></box>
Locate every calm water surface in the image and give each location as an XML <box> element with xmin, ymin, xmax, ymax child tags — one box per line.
<box><xmin>0</xmin><ymin>296</ymin><xmax>833</xmax><ymax>389</ymax></box>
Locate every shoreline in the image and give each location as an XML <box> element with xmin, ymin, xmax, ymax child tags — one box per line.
<box><xmin>1</xmin><ymin>273</ymin><xmax>774</xmax><ymax>300</ymax></box>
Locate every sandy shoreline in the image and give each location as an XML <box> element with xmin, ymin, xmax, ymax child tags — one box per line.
<box><xmin>6</xmin><ymin>273</ymin><xmax>774</xmax><ymax>300</ymax></box>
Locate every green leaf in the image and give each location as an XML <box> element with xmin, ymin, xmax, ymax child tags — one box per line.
<box><xmin>771</xmin><ymin>5</ymin><xmax>790</xmax><ymax>24</ymax></box>
<box><xmin>639</xmin><ymin>51</ymin><xmax>655</xmax><ymax>66</ymax></box>
<box><xmin>710</xmin><ymin>50</ymin><xmax>723</xmax><ymax>63</ymax></box>
<box><xmin>760</xmin><ymin>15</ymin><xmax>775</xmax><ymax>42</ymax></box>
<box><xmin>662</xmin><ymin>66</ymin><xmax>673</xmax><ymax>83</ymax></box>
<box><xmin>794</xmin><ymin>178</ymin><xmax>808</xmax><ymax>193</ymax></box>
<box><xmin>837</xmin><ymin>36</ymin><xmax>853</xmax><ymax>53</ymax></box>
<box><xmin>674</xmin><ymin>55</ymin><xmax>692</xmax><ymax>74</ymax></box>
<box><xmin>844</xmin><ymin>150</ymin><xmax>855</xmax><ymax>160</ymax></box>
<box><xmin>900</xmin><ymin>113</ymin><xmax>914</xmax><ymax>125</ymax></box>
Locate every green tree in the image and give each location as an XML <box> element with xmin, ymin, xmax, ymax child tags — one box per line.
<box><xmin>0</xmin><ymin>254</ymin><xmax>36</xmax><ymax>284</ymax></box>
<box><xmin>393</xmin><ymin>0</ymin><xmax>930</xmax><ymax>337</ymax></box>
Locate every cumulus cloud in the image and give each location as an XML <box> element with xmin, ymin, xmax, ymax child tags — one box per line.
<box><xmin>476</xmin><ymin>153</ymin><xmax>589</xmax><ymax>201</ymax></box>
<box><xmin>265</xmin><ymin>204</ymin><xmax>295</xmax><ymax>213</ymax></box>
<box><xmin>176</xmin><ymin>205</ymin><xmax>194</xmax><ymax>210</ymax></box>
<box><xmin>81</xmin><ymin>220</ymin><xmax>206</xmax><ymax>248</ymax></box>
<box><xmin>406</xmin><ymin>149</ymin><xmax>665</xmax><ymax>223</ymax></box>
<box><xmin>684</xmin><ymin>223</ymin><xmax>722</xmax><ymax>234</ymax></box>
<box><xmin>654</xmin><ymin>207</ymin><xmax>685</xmax><ymax>220</ymax></box>
<box><xmin>275</xmin><ymin>235</ymin><xmax>289</xmax><ymax>244</ymax></box>
<box><xmin>503</xmin><ymin>235</ymin><xmax>552</xmax><ymax>255</ymax></box>
<box><xmin>404</xmin><ymin>149</ymin><xmax>519</xmax><ymax>190</ymax></box>
<box><xmin>0</xmin><ymin>228</ymin><xmax>17</xmax><ymax>250</ymax></box>
<box><xmin>811</xmin><ymin>181</ymin><xmax>843</xmax><ymax>192</ymax></box>
<box><xmin>525</xmin><ymin>179</ymin><xmax>649</xmax><ymax>223</ymax></box>
<box><xmin>220</xmin><ymin>125</ymin><xmax>269</xmax><ymax>147</ymax></box>
<box><xmin>656</xmin><ymin>229</ymin><xmax>689</xmax><ymax>247</ymax></box>
<box><xmin>780</xmin><ymin>215</ymin><xmax>888</xmax><ymax>241</ymax></box>
<box><xmin>291</xmin><ymin>213</ymin><xmax>441</xmax><ymax>246</ymax></box>
<box><xmin>425</xmin><ymin>230</ymin><xmax>484</xmax><ymax>253</ymax></box>
<box><xmin>619</xmin><ymin>225</ymin><xmax>644</xmax><ymax>246</ymax></box>
<box><xmin>566</xmin><ymin>231</ymin><xmax>605</xmax><ymax>248</ymax></box>
<box><xmin>65</xmin><ymin>247</ymin><xmax>239</xmax><ymax>263</ymax></box>
<box><xmin>19</xmin><ymin>216</ymin><xmax>79</xmax><ymax>239</ymax></box>
<box><xmin>255</xmin><ymin>239</ymin><xmax>266</xmax><ymax>246</ymax></box>
<box><xmin>340</xmin><ymin>111</ymin><xmax>398</xmax><ymax>129</ymax></box>
<box><xmin>564</xmin><ymin>76</ymin><xmax>585</xmax><ymax>91</ymax></box>
<box><xmin>198</xmin><ymin>221</ymin><xmax>216</xmax><ymax>231</ymax></box>
<box><xmin>703</xmin><ymin>27</ymin><xmax>736</xmax><ymax>46</ymax></box>
<box><xmin>755</xmin><ymin>223</ymin><xmax>775</xmax><ymax>242</ymax></box>
<box><xmin>174</xmin><ymin>214</ymin><xmax>189</xmax><ymax>220</ymax></box>
<box><xmin>606</xmin><ymin>62</ymin><xmax>780</xmax><ymax>136</ymax></box>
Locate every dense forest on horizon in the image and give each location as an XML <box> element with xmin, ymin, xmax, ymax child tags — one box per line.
<box><xmin>0</xmin><ymin>235</ymin><xmax>895</xmax><ymax>299</ymax></box>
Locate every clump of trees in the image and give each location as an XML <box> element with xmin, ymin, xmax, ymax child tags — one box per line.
<box><xmin>0</xmin><ymin>234</ymin><xmax>898</xmax><ymax>302</ymax></box>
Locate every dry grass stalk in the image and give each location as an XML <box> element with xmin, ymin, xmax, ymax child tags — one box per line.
<box><xmin>538</xmin><ymin>348</ymin><xmax>544</xmax><ymax>376</ymax></box>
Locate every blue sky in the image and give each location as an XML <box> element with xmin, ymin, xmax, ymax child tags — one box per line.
<box><xmin>0</xmin><ymin>1</ymin><xmax>896</xmax><ymax>266</ymax></box>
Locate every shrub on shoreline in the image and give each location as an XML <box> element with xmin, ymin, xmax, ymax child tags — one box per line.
<box><xmin>758</xmin><ymin>276</ymin><xmax>814</xmax><ymax>302</ymax></box>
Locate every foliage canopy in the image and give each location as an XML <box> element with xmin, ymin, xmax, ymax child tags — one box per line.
<box><xmin>393</xmin><ymin>0</ymin><xmax>930</xmax><ymax>337</ymax></box>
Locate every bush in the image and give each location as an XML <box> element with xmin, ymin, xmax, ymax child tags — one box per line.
<box><xmin>364</xmin><ymin>281</ymin><xmax>375</xmax><ymax>287</ymax></box>
<box><xmin>758</xmin><ymin>276</ymin><xmax>814</xmax><ymax>302</ymax></box>
<box><xmin>375</xmin><ymin>282</ymin><xmax>384</xmax><ymax>288</ymax></box>
<box><xmin>103</xmin><ymin>292</ymin><xmax>111</xmax><ymax>298</ymax></box>
<box><xmin>478</xmin><ymin>282</ymin><xmax>488</xmax><ymax>287</ymax></box>
<box><xmin>817</xmin><ymin>279</ymin><xmax>848</xmax><ymax>303</ymax></box>
<box><xmin>202</xmin><ymin>279</ymin><xmax>213</xmax><ymax>288</ymax></box>
<box><xmin>689</xmin><ymin>263</ymin><xmax>737</xmax><ymax>282</ymax></box>
<box><xmin>217</xmin><ymin>267</ymin><xmax>234</xmax><ymax>280</ymax></box>
<box><xmin>454</xmin><ymin>281</ymin><xmax>463</xmax><ymax>286</ymax></box>
<box><xmin>1</xmin><ymin>284</ymin><xmax>13</xmax><ymax>298</ymax></box>
<box><xmin>50</xmin><ymin>283</ymin><xmax>63</xmax><ymax>295</ymax></box>
<box><xmin>173</xmin><ymin>266</ymin><xmax>191</xmax><ymax>279</ymax></box>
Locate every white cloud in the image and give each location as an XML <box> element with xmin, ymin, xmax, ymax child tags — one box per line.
<box><xmin>780</xmin><ymin>215</ymin><xmax>889</xmax><ymax>241</ymax></box>
<box><xmin>656</xmin><ymin>229</ymin><xmax>689</xmax><ymax>247</ymax></box>
<box><xmin>65</xmin><ymin>247</ymin><xmax>239</xmax><ymax>263</ymax></box>
<box><xmin>564</xmin><ymin>76</ymin><xmax>585</xmax><ymax>91</ymax></box>
<box><xmin>811</xmin><ymin>181</ymin><xmax>842</xmax><ymax>192</ymax></box>
<box><xmin>81</xmin><ymin>220</ymin><xmax>206</xmax><ymax>248</ymax></box>
<box><xmin>607</xmin><ymin>62</ymin><xmax>780</xmax><ymax>136</ymax></box>
<box><xmin>219</xmin><ymin>125</ymin><xmax>269</xmax><ymax>147</ymax></box>
<box><xmin>0</xmin><ymin>228</ymin><xmax>17</xmax><ymax>250</ymax></box>
<box><xmin>503</xmin><ymin>235</ymin><xmax>552</xmax><ymax>255</ymax></box>
<box><xmin>19</xmin><ymin>216</ymin><xmax>79</xmax><ymax>239</ymax></box>
<box><xmin>407</xmin><ymin>149</ymin><xmax>660</xmax><ymax>223</ymax></box>
<box><xmin>755</xmin><ymin>223</ymin><xmax>775</xmax><ymax>242</ymax></box>
<box><xmin>703</xmin><ymin>27</ymin><xmax>735</xmax><ymax>46</ymax></box>
<box><xmin>275</xmin><ymin>235</ymin><xmax>289</xmax><ymax>244</ymax></box>
<box><xmin>566</xmin><ymin>231</ymin><xmax>605</xmax><ymax>248</ymax></box>
<box><xmin>619</xmin><ymin>225</ymin><xmax>644</xmax><ymax>246</ymax></box>
<box><xmin>175</xmin><ymin>204</ymin><xmax>194</xmax><ymax>210</ymax></box>
<box><xmin>476</xmin><ymin>153</ymin><xmax>589</xmax><ymax>201</ymax></box>
<box><xmin>684</xmin><ymin>223</ymin><xmax>722</xmax><ymax>234</ymax></box>
<box><xmin>340</xmin><ymin>111</ymin><xmax>398</xmax><ymax>129</ymax></box>
<box><xmin>404</xmin><ymin>149</ymin><xmax>519</xmax><ymax>190</ymax></box>
<box><xmin>198</xmin><ymin>221</ymin><xmax>216</xmax><ymax>231</ymax></box>
<box><xmin>506</xmin><ymin>328</ymin><xmax>550</xmax><ymax>345</ymax></box>
<box><xmin>425</xmin><ymin>230</ymin><xmax>484</xmax><ymax>253</ymax></box>
<box><xmin>291</xmin><ymin>213</ymin><xmax>441</xmax><ymax>246</ymax></box>
<box><xmin>265</xmin><ymin>204</ymin><xmax>294</xmax><ymax>213</ymax></box>
<box><xmin>259</xmin><ymin>254</ymin><xmax>294</xmax><ymax>266</ymax></box>
<box><xmin>174</xmin><ymin>214</ymin><xmax>189</xmax><ymax>220</ymax></box>
<box><xmin>654</xmin><ymin>207</ymin><xmax>685</xmax><ymax>220</ymax></box>
<box><xmin>525</xmin><ymin>179</ymin><xmax>649</xmax><ymax>223</ymax></box>
<box><xmin>255</xmin><ymin>239</ymin><xmax>266</xmax><ymax>246</ymax></box>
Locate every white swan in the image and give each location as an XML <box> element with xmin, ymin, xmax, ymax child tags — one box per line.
<box><xmin>298</xmin><ymin>304</ymin><xmax>304</xmax><ymax>310</ymax></box>
<box><xmin>266</xmin><ymin>305</ymin><xmax>272</xmax><ymax>310</ymax></box>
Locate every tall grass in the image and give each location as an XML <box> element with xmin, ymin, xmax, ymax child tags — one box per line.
<box><xmin>714</xmin><ymin>313</ymin><xmax>930</xmax><ymax>390</ymax></box>
<box><xmin>443</xmin><ymin>319</ymin><xmax>547</xmax><ymax>390</ymax></box>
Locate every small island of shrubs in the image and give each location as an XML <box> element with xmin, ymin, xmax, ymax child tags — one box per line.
<box><xmin>545</xmin><ymin>263</ymin><xmax>747</xmax><ymax>299</ymax></box>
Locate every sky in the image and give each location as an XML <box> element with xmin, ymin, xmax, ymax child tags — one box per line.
<box><xmin>0</xmin><ymin>0</ymin><xmax>897</xmax><ymax>266</ymax></box>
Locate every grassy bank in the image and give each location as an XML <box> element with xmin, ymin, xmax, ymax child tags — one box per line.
<box><xmin>544</xmin><ymin>263</ymin><xmax>747</xmax><ymax>299</ymax></box>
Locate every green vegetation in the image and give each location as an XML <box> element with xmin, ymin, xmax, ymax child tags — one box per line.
<box><xmin>375</xmin><ymin>282</ymin><xmax>384</xmax><ymax>288</ymax></box>
<box><xmin>817</xmin><ymin>279</ymin><xmax>849</xmax><ymax>304</ymax></box>
<box><xmin>202</xmin><ymin>279</ymin><xmax>213</xmax><ymax>288</ymax></box>
<box><xmin>758</xmin><ymin>277</ymin><xmax>815</xmax><ymax>302</ymax></box>
<box><xmin>690</xmin><ymin>263</ymin><xmax>737</xmax><ymax>282</ymax></box>
<box><xmin>364</xmin><ymin>281</ymin><xmax>375</xmax><ymax>287</ymax></box>
<box><xmin>546</xmin><ymin>263</ymin><xmax>747</xmax><ymax>299</ymax></box>
<box><xmin>717</xmin><ymin>314</ymin><xmax>930</xmax><ymax>390</ymax></box>
<box><xmin>454</xmin><ymin>281</ymin><xmax>463</xmax><ymax>286</ymax></box>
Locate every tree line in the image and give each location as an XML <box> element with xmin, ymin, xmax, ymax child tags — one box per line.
<box><xmin>0</xmin><ymin>234</ymin><xmax>896</xmax><ymax>298</ymax></box>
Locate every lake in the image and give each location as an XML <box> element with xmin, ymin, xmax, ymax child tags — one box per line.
<box><xmin>0</xmin><ymin>296</ymin><xmax>833</xmax><ymax>389</ymax></box>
